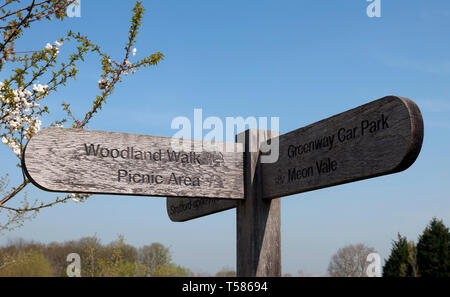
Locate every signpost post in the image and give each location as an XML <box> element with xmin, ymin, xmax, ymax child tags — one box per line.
<box><xmin>23</xmin><ymin>95</ymin><xmax>424</xmax><ymax>277</ymax></box>
<box><xmin>236</xmin><ymin>129</ymin><xmax>281</xmax><ymax>277</ymax></box>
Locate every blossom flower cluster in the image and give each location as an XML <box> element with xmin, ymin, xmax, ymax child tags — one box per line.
<box><xmin>70</xmin><ymin>193</ymin><xmax>80</xmax><ymax>203</ymax></box>
<box><xmin>97</xmin><ymin>79</ymin><xmax>111</xmax><ymax>90</ymax></box>
<box><xmin>2</xmin><ymin>136</ymin><xmax>21</xmax><ymax>156</ymax></box>
<box><xmin>0</xmin><ymin>81</ymin><xmax>43</xmax><ymax>156</ymax></box>
<box><xmin>0</xmin><ymin>40</ymin><xmax>66</xmax><ymax>156</ymax></box>
<box><xmin>44</xmin><ymin>40</ymin><xmax>63</xmax><ymax>55</ymax></box>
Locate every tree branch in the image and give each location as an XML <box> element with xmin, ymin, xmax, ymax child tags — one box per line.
<box><xmin>0</xmin><ymin>0</ymin><xmax>36</xmax><ymax>53</ymax></box>
<box><xmin>0</xmin><ymin>180</ymin><xmax>29</xmax><ymax>205</ymax></box>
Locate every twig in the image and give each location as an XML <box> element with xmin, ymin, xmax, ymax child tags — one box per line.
<box><xmin>0</xmin><ymin>181</ymin><xmax>29</xmax><ymax>205</ymax></box>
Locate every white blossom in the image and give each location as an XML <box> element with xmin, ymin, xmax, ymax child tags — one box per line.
<box><xmin>54</xmin><ymin>40</ymin><xmax>63</xmax><ymax>47</ymax></box>
<box><xmin>33</xmin><ymin>84</ymin><xmax>48</xmax><ymax>93</ymax></box>
<box><xmin>98</xmin><ymin>79</ymin><xmax>110</xmax><ymax>90</ymax></box>
<box><xmin>45</xmin><ymin>43</ymin><xmax>53</xmax><ymax>50</ymax></box>
<box><xmin>71</xmin><ymin>193</ymin><xmax>80</xmax><ymax>203</ymax></box>
<box><xmin>2</xmin><ymin>138</ymin><xmax>21</xmax><ymax>156</ymax></box>
<box><xmin>12</xmin><ymin>145</ymin><xmax>20</xmax><ymax>156</ymax></box>
<box><xmin>1</xmin><ymin>83</ymin><xmax>44</xmax><ymax>152</ymax></box>
<box><xmin>132</xmin><ymin>48</ymin><xmax>137</xmax><ymax>56</ymax></box>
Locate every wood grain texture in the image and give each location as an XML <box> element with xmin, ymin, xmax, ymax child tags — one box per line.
<box><xmin>237</xmin><ymin>130</ymin><xmax>281</xmax><ymax>277</ymax></box>
<box><xmin>166</xmin><ymin>197</ymin><xmax>237</xmax><ymax>222</ymax></box>
<box><xmin>22</xmin><ymin>128</ymin><xmax>244</xmax><ymax>199</ymax></box>
<box><xmin>261</xmin><ymin>96</ymin><xmax>424</xmax><ymax>200</ymax></box>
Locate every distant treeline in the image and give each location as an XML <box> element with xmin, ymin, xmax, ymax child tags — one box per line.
<box><xmin>0</xmin><ymin>235</ymin><xmax>196</xmax><ymax>277</ymax></box>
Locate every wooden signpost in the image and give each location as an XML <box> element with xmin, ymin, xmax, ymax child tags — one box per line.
<box><xmin>167</xmin><ymin>197</ymin><xmax>237</xmax><ymax>222</ymax></box>
<box><xmin>261</xmin><ymin>95</ymin><xmax>423</xmax><ymax>199</ymax></box>
<box><xmin>165</xmin><ymin>96</ymin><xmax>423</xmax><ymax>221</ymax></box>
<box><xmin>23</xmin><ymin>128</ymin><xmax>244</xmax><ymax>199</ymax></box>
<box><xmin>22</xmin><ymin>95</ymin><xmax>424</xmax><ymax>277</ymax></box>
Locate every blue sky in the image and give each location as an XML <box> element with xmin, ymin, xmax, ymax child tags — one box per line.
<box><xmin>1</xmin><ymin>0</ymin><xmax>450</xmax><ymax>275</ymax></box>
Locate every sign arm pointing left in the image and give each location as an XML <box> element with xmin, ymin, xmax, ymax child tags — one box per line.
<box><xmin>22</xmin><ymin>128</ymin><xmax>244</xmax><ymax>199</ymax></box>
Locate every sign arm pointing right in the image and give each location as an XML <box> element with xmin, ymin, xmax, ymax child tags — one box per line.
<box><xmin>261</xmin><ymin>96</ymin><xmax>424</xmax><ymax>200</ymax></box>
